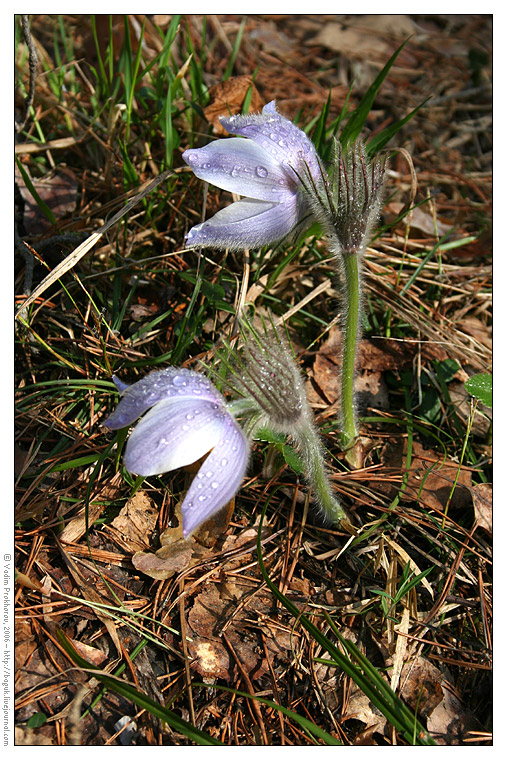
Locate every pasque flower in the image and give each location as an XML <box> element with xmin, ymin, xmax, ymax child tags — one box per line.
<box><xmin>182</xmin><ymin>101</ymin><xmax>324</xmax><ymax>250</ymax></box>
<box><xmin>103</xmin><ymin>368</ymin><xmax>249</xmax><ymax>538</ymax></box>
<box><xmin>222</xmin><ymin>320</ymin><xmax>347</xmax><ymax>526</ymax></box>
<box><xmin>184</xmin><ymin>100</ymin><xmax>387</xmax><ymax>469</ymax></box>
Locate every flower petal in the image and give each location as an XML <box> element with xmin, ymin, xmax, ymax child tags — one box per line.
<box><xmin>181</xmin><ymin>414</ymin><xmax>249</xmax><ymax>538</ymax></box>
<box><xmin>104</xmin><ymin>368</ymin><xmax>221</xmax><ymax>430</ymax></box>
<box><xmin>123</xmin><ymin>397</ymin><xmax>228</xmax><ymax>476</ymax></box>
<box><xmin>183</xmin><ymin>138</ymin><xmax>294</xmax><ymax>202</ymax></box>
<box><xmin>186</xmin><ymin>195</ymin><xmax>303</xmax><ymax>250</ymax></box>
<box><xmin>220</xmin><ymin>101</ymin><xmax>322</xmax><ymax>181</ymax></box>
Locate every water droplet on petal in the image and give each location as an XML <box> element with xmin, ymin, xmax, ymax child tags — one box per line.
<box><xmin>231</xmin><ymin>164</ymin><xmax>241</xmax><ymax>177</ymax></box>
<box><xmin>255</xmin><ymin>166</ymin><xmax>268</xmax><ymax>178</ymax></box>
<box><xmin>173</xmin><ymin>375</ymin><xmax>187</xmax><ymax>386</ymax></box>
<box><xmin>220</xmin><ymin>458</ymin><xmax>228</xmax><ymax>467</ymax></box>
<box><xmin>211</xmin><ymin>482</ymin><xmax>219</xmax><ymax>489</ymax></box>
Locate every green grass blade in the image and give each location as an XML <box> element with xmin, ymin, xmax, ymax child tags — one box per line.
<box><xmin>367</xmin><ymin>98</ymin><xmax>430</xmax><ymax>156</ymax></box>
<box><xmin>400</xmin><ymin>229</ymin><xmax>455</xmax><ymax>295</ymax></box>
<box><xmin>56</xmin><ymin>629</ymin><xmax>223</xmax><ymax>745</ymax></box>
<box><xmin>255</xmin><ymin>502</ymin><xmax>435</xmax><ymax>745</ymax></box>
<box><xmin>223</xmin><ymin>17</ymin><xmax>246</xmax><ymax>80</ymax></box>
<box><xmin>15</xmin><ymin>155</ymin><xmax>56</xmax><ymax>226</ymax></box>
<box><xmin>340</xmin><ymin>37</ymin><xmax>411</xmax><ymax>149</ymax></box>
<box><xmin>195</xmin><ymin>683</ymin><xmax>342</xmax><ymax>745</ymax></box>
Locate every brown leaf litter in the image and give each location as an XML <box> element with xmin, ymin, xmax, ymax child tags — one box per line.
<box><xmin>204</xmin><ymin>76</ymin><xmax>263</xmax><ymax>135</ymax></box>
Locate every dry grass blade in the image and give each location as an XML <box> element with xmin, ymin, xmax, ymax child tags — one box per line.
<box><xmin>15</xmin><ymin>170</ymin><xmax>174</xmax><ymax>319</ymax></box>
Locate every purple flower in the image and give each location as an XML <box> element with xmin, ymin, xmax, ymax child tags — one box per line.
<box><xmin>103</xmin><ymin>368</ymin><xmax>249</xmax><ymax>538</ymax></box>
<box><xmin>182</xmin><ymin>101</ymin><xmax>324</xmax><ymax>250</ymax></box>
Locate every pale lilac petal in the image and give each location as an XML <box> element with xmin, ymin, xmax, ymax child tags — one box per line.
<box><xmin>183</xmin><ymin>138</ymin><xmax>294</xmax><ymax>202</ymax></box>
<box><xmin>104</xmin><ymin>368</ymin><xmax>221</xmax><ymax>430</ymax></box>
<box><xmin>186</xmin><ymin>195</ymin><xmax>302</xmax><ymax>250</ymax></box>
<box><xmin>220</xmin><ymin>101</ymin><xmax>322</xmax><ymax>181</ymax></box>
<box><xmin>181</xmin><ymin>414</ymin><xmax>248</xmax><ymax>538</ymax></box>
<box><xmin>123</xmin><ymin>397</ymin><xmax>228</xmax><ymax>476</ymax></box>
<box><xmin>112</xmin><ymin>375</ymin><xmax>130</xmax><ymax>394</ymax></box>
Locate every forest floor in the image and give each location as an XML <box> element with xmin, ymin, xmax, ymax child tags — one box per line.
<box><xmin>14</xmin><ymin>14</ymin><xmax>492</xmax><ymax>746</ymax></box>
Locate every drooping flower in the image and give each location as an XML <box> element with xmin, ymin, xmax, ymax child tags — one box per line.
<box><xmin>223</xmin><ymin>320</ymin><xmax>347</xmax><ymax>525</ymax></box>
<box><xmin>103</xmin><ymin>368</ymin><xmax>249</xmax><ymax>538</ymax></box>
<box><xmin>182</xmin><ymin>101</ymin><xmax>325</xmax><ymax>250</ymax></box>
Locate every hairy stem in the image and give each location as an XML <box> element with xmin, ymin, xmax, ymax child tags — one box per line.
<box><xmin>293</xmin><ymin>421</ymin><xmax>346</xmax><ymax>524</ymax></box>
<box><xmin>339</xmin><ymin>251</ymin><xmax>362</xmax><ymax>455</ymax></box>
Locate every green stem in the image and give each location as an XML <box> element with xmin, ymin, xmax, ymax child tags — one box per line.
<box><xmin>294</xmin><ymin>421</ymin><xmax>346</xmax><ymax>524</ymax></box>
<box><xmin>340</xmin><ymin>251</ymin><xmax>362</xmax><ymax>452</ymax></box>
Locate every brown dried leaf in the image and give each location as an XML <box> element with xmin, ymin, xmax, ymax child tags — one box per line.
<box><xmin>342</xmin><ymin>683</ymin><xmax>387</xmax><ymax>734</ymax></box>
<box><xmin>448</xmin><ymin>381</ymin><xmax>491</xmax><ymax>439</ymax></box>
<box><xmin>309</xmin><ymin>15</ymin><xmax>417</xmax><ymax>62</ymax></box>
<box><xmin>187</xmin><ymin>585</ymin><xmax>231</xmax><ymax>680</ymax></box>
<box><xmin>204</xmin><ymin>76</ymin><xmax>263</xmax><ymax>135</ymax></box>
<box><xmin>15</xmin><ymin>727</ymin><xmax>56</xmax><ymax>745</ymax></box>
<box><xmin>471</xmin><ymin>483</ymin><xmax>492</xmax><ymax>534</ymax></box>
<box><xmin>400</xmin><ymin>656</ymin><xmax>444</xmax><ymax>719</ymax></box>
<box><xmin>132</xmin><ymin>539</ymin><xmax>195</xmax><ymax>581</ymax></box>
<box><xmin>16</xmin><ymin>166</ymin><xmax>78</xmax><ymax>234</ymax></box>
<box><xmin>59</xmin><ymin>501</ymin><xmax>105</xmax><ymax>544</ymax></box>
<box><xmin>386</xmin><ymin>201</ymin><xmax>454</xmax><ymax>237</ymax></box>
<box><xmin>192</xmin><ymin>497</ymin><xmax>236</xmax><ymax>548</ymax></box>
<box><xmin>378</xmin><ymin>440</ymin><xmax>473</xmax><ymax>512</ymax></box>
<box><xmin>56</xmin><ymin>545</ymin><xmax>122</xmax><ymax>657</ymax></box>
<box><xmin>68</xmin><ymin>638</ymin><xmax>108</xmax><ymax>667</ymax></box>
<box><xmin>307</xmin><ymin>327</ymin><xmax>447</xmax><ymax>406</ymax></box>
<box><xmin>426</xmin><ymin>680</ymin><xmax>481</xmax><ymax>745</ymax></box>
<box><xmin>109</xmin><ymin>490</ymin><xmax>159</xmax><ymax>552</ymax></box>
<box><xmin>189</xmin><ymin>639</ymin><xmax>231</xmax><ymax>681</ymax></box>
<box><xmin>187</xmin><ymin>573</ymin><xmax>288</xmax><ymax>683</ymax></box>
<box><xmin>15</xmin><ymin>619</ymin><xmax>37</xmax><ymax>675</ymax></box>
<box><xmin>456</xmin><ymin>316</ymin><xmax>492</xmax><ymax>351</ymax></box>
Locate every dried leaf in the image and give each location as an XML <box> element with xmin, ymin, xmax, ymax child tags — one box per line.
<box><xmin>15</xmin><ymin>726</ymin><xmax>55</xmax><ymax>745</ymax></box>
<box><xmin>457</xmin><ymin>317</ymin><xmax>492</xmax><ymax>351</ymax></box>
<box><xmin>309</xmin><ymin>15</ymin><xmax>417</xmax><ymax>62</ymax></box>
<box><xmin>109</xmin><ymin>491</ymin><xmax>159</xmax><ymax>552</ymax></box>
<box><xmin>400</xmin><ymin>656</ymin><xmax>444</xmax><ymax>719</ymax></box>
<box><xmin>16</xmin><ymin>165</ymin><xmax>78</xmax><ymax>235</ymax></box>
<box><xmin>204</xmin><ymin>76</ymin><xmax>263</xmax><ymax>135</ymax></box>
<box><xmin>426</xmin><ymin>680</ymin><xmax>481</xmax><ymax>745</ymax></box>
<box><xmin>471</xmin><ymin>483</ymin><xmax>492</xmax><ymax>534</ymax></box>
<box><xmin>448</xmin><ymin>381</ymin><xmax>491</xmax><ymax>439</ymax></box>
<box><xmin>59</xmin><ymin>501</ymin><xmax>105</xmax><ymax>544</ymax></box>
<box><xmin>132</xmin><ymin>540</ymin><xmax>195</xmax><ymax>581</ymax></box>
<box><xmin>68</xmin><ymin>638</ymin><xmax>107</xmax><ymax>667</ymax></box>
<box><xmin>342</xmin><ymin>683</ymin><xmax>387</xmax><ymax>734</ymax></box>
<box><xmin>386</xmin><ymin>201</ymin><xmax>454</xmax><ymax>237</ymax></box>
<box><xmin>307</xmin><ymin>327</ymin><xmax>448</xmax><ymax>406</ymax></box>
<box><xmin>378</xmin><ymin>440</ymin><xmax>473</xmax><ymax>512</ymax></box>
<box><xmin>15</xmin><ymin>619</ymin><xmax>37</xmax><ymax>675</ymax></box>
<box><xmin>56</xmin><ymin>545</ymin><xmax>122</xmax><ymax>657</ymax></box>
